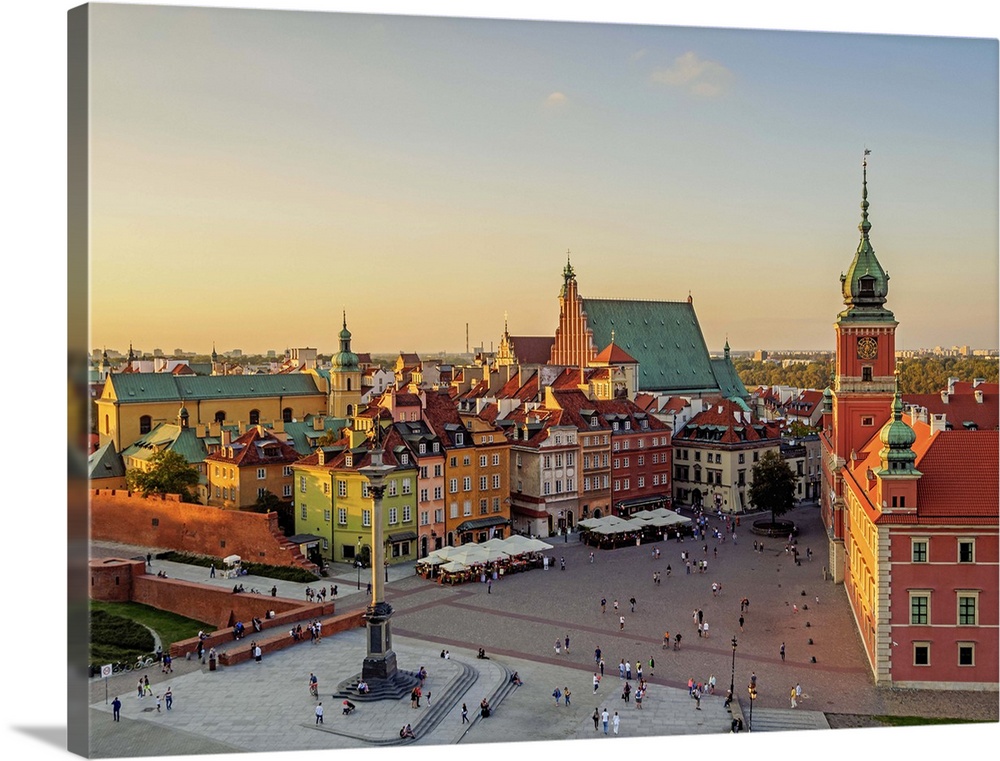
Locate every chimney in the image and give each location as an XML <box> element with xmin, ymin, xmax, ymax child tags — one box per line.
<box><xmin>974</xmin><ymin>389</ymin><xmax>984</xmax><ymax>404</ymax></box>
<box><xmin>940</xmin><ymin>390</ymin><xmax>949</xmax><ymax>404</ymax></box>
<box><xmin>930</xmin><ymin>414</ymin><xmax>947</xmax><ymax>434</ymax></box>
<box><xmin>947</xmin><ymin>377</ymin><xmax>959</xmax><ymax>394</ymax></box>
<box><xmin>222</xmin><ymin>430</ymin><xmax>232</xmax><ymax>446</ymax></box>
<box><xmin>973</xmin><ymin>377</ymin><xmax>985</xmax><ymax>388</ymax></box>
<box><xmin>272</xmin><ymin>419</ymin><xmax>284</xmax><ymax>434</ymax></box>
<box><xmin>313</xmin><ymin>416</ymin><xmax>324</xmax><ymax>431</ymax></box>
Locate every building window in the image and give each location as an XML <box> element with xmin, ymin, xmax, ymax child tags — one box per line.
<box><xmin>492</xmin><ymin>454</ymin><xmax>500</xmax><ymax>466</ymax></box>
<box><xmin>911</xmin><ymin>539</ymin><xmax>928</xmax><ymax>563</ymax></box>
<box><xmin>257</xmin><ymin>487</ymin><xmax>266</xmax><ymax>498</ymax></box>
<box><xmin>909</xmin><ymin>593</ymin><xmax>929</xmax><ymax>625</ymax></box>
<box><xmin>362</xmin><ymin>483</ymin><xmax>370</xmax><ymax>498</ymax></box>
<box><xmin>638</xmin><ymin>476</ymin><xmax>645</xmax><ymax>488</ymax></box>
<box><xmin>338</xmin><ymin>480</ymin><xmax>347</xmax><ymax>497</ymax></box>
<box><xmin>958</xmin><ymin>643</ymin><xmax>975</xmax><ymax>667</ymax></box>
<box><xmin>435</xmin><ymin>508</ymin><xmax>443</xmax><ymax>523</ymax></box>
<box><xmin>249</xmin><ymin>409</ymin><xmax>260</xmax><ymax>425</ymax></box>
<box><xmin>300</xmin><ymin>504</ymin><xmax>307</xmax><ymax>520</ymax></box>
<box><xmin>215</xmin><ymin>410</ymin><xmax>226</xmax><ymax>423</ymax></box>
<box><xmin>402</xmin><ymin>478</ymin><xmax>412</xmax><ymax>495</ymax></box>
<box><xmin>450</xmin><ymin>503</ymin><xmax>458</xmax><ymax>519</ymax></box>
<box><xmin>463</xmin><ymin>476</ymin><xmax>471</xmax><ymax>491</ymax></box>
<box><xmin>543</xmin><ymin>482</ymin><xmax>551</xmax><ymax>495</ymax></box>
<box><xmin>362</xmin><ymin>509</ymin><xmax>371</xmax><ymax>527</ymax></box>
<box><xmin>420</xmin><ymin>511</ymin><xmax>429</xmax><ymax>526</ymax></box>
<box><xmin>493</xmin><ymin>497</ymin><xmax>500</xmax><ymax>512</ymax></box>
<box><xmin>958</xmin><ymin>594</ymin><xmax>978</xmax><ymax>626</ymax></box>
<box><xmin>862</xmin><ymin>366</ymin><xmax>873</xmax><ymax>382</ymax></box>
<box><xmin>492</xmin><ymin>474</ymin><xmax>500</xmax><ymax>490</ymax></box>
<box><xmin>480</xmin><ymin>455</ymin><xmax>487</xmax><ymax>468</ymax></box>
<box><xmin>139</xmin><ymin>415</ymin><xmax>152</xmax><ymax>435</ymax></box>
<box><xmin>388</xmin><ymin>480</ymin><xmax>398</xmax><ymax>497</ymax></box>
<box><xmin>479</xmin><ymin>499</ymin><xmax>488</xmax><ymax>515</ymax></box>
<box><xmin>463</xmin><ymin>500</ymin><xmax>472</xmax><ymax>517</ymax></box>
<box><xmin>283</xmin><ymin>485</ymin><xmax>292</xmax><ymax>497</ymax></box>
<box><xmin>738</xmin><ymin>453</ymin><xmax>745</xmax><ymax>464</ymax></box>
<box><xmin>419</xmin><ymin>442</ymin><xmax>427</xmax><ymax>454</ymax></box>
<box><xmin>255</xmin><ymin>467</ymin><xmax>265</xmax><ymax>480</ymax></box>
<box><xmin>861</xmin><ymin>416</ymin><xmax>874</xmax><ymax>427</ymax></box>
<box><xmin>402</xmin><ymin>505</ymin><xmax>411</xmax><ymax>522</ymax></box>
<box><xmin>338</xmin><ymin>508</ymin><xmax>347</xmax><ymax>524</ymax></box>
<box><xmin>283</xmin><ymin>465</ymin><xmax>292</xmax><ymax>477</ymax></box>
<box><xmin>566</xmin><ymin>452</ymin><xmax>574</xmax><ymax>466</ymax></box>
<box><xmin>420</xmin><ymin>488</ymin><xmax>429</xmax><ymax>503</ymax></box>
<box><xmin>323</xmin><ymin>509</ymin><xmax>331</xmax><ymax>522</ymax></box>
<box><xmin>433</xmin><ymin>486</ymin><xmax>442</xmax><ymax>500</ymax></box>
<box><xmin>463</xmin><ymin>455</ymin><xmax>471</xmax><ymax>466</ymax></box>
<box><xmin>480</xmin><ymin>476</ymin><xmax>488</xmax><ymax>491</ymax></box>
<box><xmin>299</xmin><ymin>476</ymin><xmax>307</xmax><ymax>493</ymax></box>
<box><xmin>388</xmin><ymin>508</ymin><xmax>398</xmax><ymax>524</ymax></box>
<box><xmin>958</xmin><ymin>539</ymin><xmax>975</xmax><ymax>563</ymax></box>
<box><xmin>449</xmin><ymin>478</ymin><xmax>458</xmax><ymax>494</ymax></box>
<box><xmin>434</xmin><ymin>464</ymin><xmax>442</xmax><ymax>477</ymax></box>
<box><xmin>913</xmin><ymin>642</ymin><xmax>930</xmax><ymax>666</ymax></box>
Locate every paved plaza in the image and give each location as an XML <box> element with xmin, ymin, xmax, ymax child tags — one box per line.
<box><xmin>87</xmin><ymin>505</ymin><xmax>998</xmax><ymax>757</ymax></box>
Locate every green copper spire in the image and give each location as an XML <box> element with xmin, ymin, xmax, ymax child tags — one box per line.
<box><xmin>332</xmin><ymin>311</ymin><xmax>359</xmax><ymax>370</ymax></box>
<box><xmin>838</xmin><ymin>150</ymin><xmax>894</xmax><ymax>324</ymax></box>
<box><xmin>877</xmin><ymin>364</ymin><xmax>919</xmax><ymax>476</ymax></box>
<box><xmin>560</xmin><ymin>249</ymin><xmax>576</xmax><ymax>297</ymax></box>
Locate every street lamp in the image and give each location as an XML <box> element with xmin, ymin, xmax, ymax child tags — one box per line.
<box><xmin>747</xmin><ymin>683</ymin><xmax>758</xmax><ymax>731</ymax></box>
<box><xmin>729</xmin><ymin>636</ymin><xmax>738</xmax><ymax>700</ymax></box>
<box><xmin>356</xmin><ymin>536</ymin><xmax>362</xmax><ymax>589</ymax></box>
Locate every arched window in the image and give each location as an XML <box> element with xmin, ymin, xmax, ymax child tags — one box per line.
<box><xmin>347</xmin><ymin>378</ymin><xmax>352</xmax><ymax>391</ymax></box>
<box><xmin>214</xmin><ymin>410</ymin><xmax>226</xmax><ymax>423</ymax></box>
<box><xmin>104</xmin><ymin>415</ymin><xmax>110</xmax><ymax>435</ymax></box>
<box><xmin>282</xmin><ymin>407</ymin><xmax>293</xmax><ymax>423</ymax></box>
<box><xmin>346</xmin><ymin>404</ymin><xmax>354</xmax><ymax>417</ymax></box>
<box><xmin>139</xmin><ymin>415</ymin><xmax>152</xmax><ymax>434</ymax></box>
<box><xmin>249</xmin><ymin>409</ymin><xmax>260</xmax><ymax>425</ymax></box>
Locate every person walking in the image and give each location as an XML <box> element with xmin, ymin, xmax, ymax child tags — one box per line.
<box><xmin>487</xmin><ymin>579</ymin><xmax>492</xmax><ymax>594</ymax></box>
<box><xmin>565</xmin><ymin>635</ymin><xmax>570</xmax><ymax>653</ymax></box>
<box><xmin>625</xmin><ymin>661</ymin><xmax>632</xmax><ymax>680</ymax></box>
<box><xmin>164</xmin><ymin>687</ymin><xmax>173</xmax><ymax>710</ymax></box>
<box><xmin>790</xmin><ymin>687</ymin><xmax>797</xmax><ymax>708</ymax></box>
<box><xmin>254</xmin><ymin>644</ymin><xmax>262</xmax><ymax>663</ymax></box>
<box><xmin>693</xmin><ymin>687</ymin><xmax>702</xmax><ymax>710</ymax></box>
<box><xmin>593</xmin><ymin>673</ymin><xmax>601</xmax><ymax>693</ymax></box>
<box><xmin>315</xmin><ymin>703</ymin><xmax>324</xmax><ymax>724</ymax></box>
<box><xmin>780</xmin><ymin>642</ymin><xmax>786</xmax><ymax>662</ymax></box>
<box><xmin>600</xmin><ymin>658</ymin><xmax>605</xmax><ymax>677</ymax></box>
<box><xmin>629</xmin><ymin>596</ymin><xmax>636</xmax><ymax>613</ymax></box>
<box><xmin>612</xmin><ymin>711</ymin><xmax>620</xmax><ymax>735</ymax></box>
<box><xmin>552</xmin><ymin>687</ymin><xmax>562</xmax><ymax>705</ymax></box>
<box><xmin>593</xmin><ymin>707</ymin><xmax>600</xmax><ymax>730</ymax></box>
<box><xmin>619</xmin><ymin>615</ymin><xmax>625</xmax><ymax>631</ymax></box>
<box><xmin>555</xmin><ymin>639</ymin><xmax>561</xmax><ymax>655</ymax></box>
<box><xmin>209</xmin><ymin>564</ymin><xmax>215</xmax><ymax>578</ymax></box>
<box><xmin>595</xmin><ymin>646</ymin><xmax>602</xmax><ymax>663</ymax></box>
<box><xmin>111</xmin><ymin>697</ymin><xmax>121</xmax><ymax>722</ymax></box>
<box><xmin>739</xmin><ymin>614</ymin><xmax>745</xmax><ymax>632</ymax></box>
<box><xmin>461</xmin><ymin>703</ymin><xmax>469</xmax><ymax>723</ymax></box>
<box><xmin>602</xmin><ymin>708</ymin><xmax>610</xmax><ymax>734</ymax></box>
<box><xmin>564</xmin><ymin>687</ymin><xmax>571</xmax><ymax>706</ymax></box>
<box><xmin>796</xmin><ymin>682</ymin><xmax>803</xmax><ymax>702</ymax></box>
<box><xmin>601</xmin><ymin>597</ymin><xmax>607</xmax><ymax>614</ymax></box>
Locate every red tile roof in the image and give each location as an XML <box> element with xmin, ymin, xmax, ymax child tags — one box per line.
<box><xmin>676</xmin><ymin>399</ymin><xmax>780</xmax><ymax>444</ymax></box>
<box><xmin>592</xmin><ymin>341</ymin><xmax>638</xmax><ymax>365</ymax></box>
<box><xmin>509</xmin><ymin>336</ymin><xmax>556</xmax><ymax>365</ymax></box>
<box><xmin>914</xmin><ymin>428</ymin><xmax>998</xmax><ymax>518</ymax></box>
<box><xmin>205</xmin><ymin>426</ymin><xmax>300</xmax><ymax>466</ymax></box>
<box><xmin>904</xmin><ymin>385</ymin><xmax>999</xmax><ymax>430</ymax></box>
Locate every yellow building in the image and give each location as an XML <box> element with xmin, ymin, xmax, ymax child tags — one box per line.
<box><xmin>204</xmin><ymin>425</ymin><xmax>300</xmax><ymax>509</ymax></box>
<box><xmin>96</xmin><ymin>372</ymin><xmax>328</xmax><ymax>452</ymax></box>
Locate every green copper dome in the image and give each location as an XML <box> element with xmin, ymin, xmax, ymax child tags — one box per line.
<box><xmin>877</xmin><ymin>368</ymin><xmax>919</xmax><ymax>475</ymax></box>
<box><xmin>332</xmin><ymin>312</ymin><xmax>359</xmax><ymax>370</ymax></box>
<box><xmin>838</xmin><ymin>153</ymin><xmax>895</xmax><ymax>324</ymax></box>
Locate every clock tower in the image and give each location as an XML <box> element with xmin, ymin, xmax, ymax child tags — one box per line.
<box><xmin>822</xmin><ymin>153</ymin><xmax>898</xmax><ymax>579</ymax></box>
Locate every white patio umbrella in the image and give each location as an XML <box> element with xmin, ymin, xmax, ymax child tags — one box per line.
<box><xmin>440</xmin><ymin>561</ymin><xmax>469</xmax><ymax>573</ymax></box>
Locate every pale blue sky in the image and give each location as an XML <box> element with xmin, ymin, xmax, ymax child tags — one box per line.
<box><xmin>86</xmin><ymin>3</ymin><xmax>998</xmax><ymax>354</ymax></box>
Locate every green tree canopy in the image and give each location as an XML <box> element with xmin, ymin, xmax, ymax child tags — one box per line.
<box><xmin>126</xmin><ymin>449</ymin><xmax>200</xmax><ymax>502</ymax></box>
<box><xmin>748</xmin><ymin>450</ymin><xmax>796</xmax><ymax>525</ymax></box>
<box><xmin>248</xmin><ymin>489</ymin><xmax>281</xmax><ymax>514</ymax></box>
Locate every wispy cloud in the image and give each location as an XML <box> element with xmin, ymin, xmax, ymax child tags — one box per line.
<box><xmin>545</xmin><ymin>91</ymin><xmax>568</xmax><ymax>106</ymax></box>
<box><xmin>650</xmin><ymin>51</ymin><xmax>733</xmax><ymax>97</ymax></box>
<box><xmin>630</xmin><ymin>48</ymin><xmax>648</xmax><ymax>62</ymax></box>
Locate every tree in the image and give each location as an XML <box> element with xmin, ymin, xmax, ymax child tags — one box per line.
<box><xmin>248</xmin><ymin>489</ymin><xmax>281</xmax><ymax>514</ymax></box>
<box><xmin>126</xmin><ymin>449</ymin><xmax>200</xmax><ymax>502</ymax></box>
<box><xmin>748</xmin><ymin>450</ymin><xmax>796</xmax><ymax>526</ymax></box>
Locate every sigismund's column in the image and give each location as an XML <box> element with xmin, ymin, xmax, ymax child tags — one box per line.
<box><xmin>358</xmin><ymin>446</ymin><xmax>397</xmax><ymax>681</ymax></box>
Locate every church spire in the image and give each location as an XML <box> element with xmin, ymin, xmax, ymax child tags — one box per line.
<box><xmin>560</xmin><ymin>249</ymin><xmax>576</xmax><ymax>297</ymax></box>
<box><xmin>838</xmin><ymin>149</ymin><xmax>893</xmax><ymax>323</ymax></box>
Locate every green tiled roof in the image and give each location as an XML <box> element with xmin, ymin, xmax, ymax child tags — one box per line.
<box><xmin>107</xmin><ymin>373</ymin><xmax>323</xmax><ymax>403</ymax></box>
<box><xmin>282</xmin><ymin>416</ymin><xmax>348</xmax><ymax>455</ymax></box>
<box><xmin>89</xmin><ymin>441</ymin><xmax>125</xmax><ymax>479</ymax></box>
<box><xmin>710</xmin><ymin>357</ymin><xmax>749</xmax><ymax>399</ymax></box>
<box><xmin>582</xmin><ymin>299</ymin><xmax>721</xmax><ymax>394</ymax></box>
<box><xmin>121</xmin><ymin>424</ymin><xmax>210</xmax><ymax>465</ymax></box>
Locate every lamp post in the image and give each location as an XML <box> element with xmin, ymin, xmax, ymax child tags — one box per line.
<box><xmin>356</xmin><ymin>536</ymin><xmax>362</xmax><ymax>589</ymax></box>
<box><xmin>729</xmin><ymin>636</ymin><xmax>738</xmax><ymax>699</ymax></box>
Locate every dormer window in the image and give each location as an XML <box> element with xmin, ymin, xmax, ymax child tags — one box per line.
<box><xmin>456</xmin><ymin>433</ymin><xmax>464</xmax><ymax>445</ymax></box>
<box><xmin>859</xmin><ymin>276</ymin><xmax>876</xmax><ymax>296</ymax></box>
<box><xmin>345</xmin><ymin>453</ymin><xmax>353</xmax><ymax>467</ymax></box>
<box><xmin>401</xmin><ymin>453</ymin><xmax>409</xmax><ymax>465</ymax></box>
<box><xmin>432</xmin><ymin>442</ymin><xmax>439</xmax><ymax>453</ymax></box>
<box><xmin>419</xmin><ymin>442</ymin><xmax>427</xmax><ymax>454</ymax></box>
<box><xmin>591</xmin><ymin>416</ymin><xmax>598</xmax><ymax>427</ymax></box>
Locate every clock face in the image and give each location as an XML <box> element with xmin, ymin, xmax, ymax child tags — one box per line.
<box><xmin>857</xmin><ymin>336</ymin><xmax>878</xmax><ymax>360</ymax></box>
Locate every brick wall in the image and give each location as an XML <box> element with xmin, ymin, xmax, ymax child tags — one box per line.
<box><xmin>90</xmin><ymin>558</ymin><xmax>145</xmax><ymax>602</ymax></box>
<box><xmin>90</xmin><ymin>489</ymin><xmax>314</xmax><ymax>570</ymax></box>
<box><xmin>217</xmin><ymin>611</ymin><xmax>365</xmax><ymax>666</ymax></box>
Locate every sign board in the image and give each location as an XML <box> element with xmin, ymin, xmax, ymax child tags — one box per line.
<box><xmin>101</xmin><ymin>664</ymin><xmax>113</xmax><ymax>679</ymax></box>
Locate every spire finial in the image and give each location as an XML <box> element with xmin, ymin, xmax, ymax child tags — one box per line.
<box><xmin>343</xmin><ymin>310</ymin><xmax>347</xmax><ymax>330</ymax></box>
<box><xmin>610</xmin><ymin>329</ymin><xmax>615</xmax><ymax>345</ymax></box>
<box><xmin>860</xmin><ymin>148</ymin><xmax>872</xmax><ymax>237</ymax></box>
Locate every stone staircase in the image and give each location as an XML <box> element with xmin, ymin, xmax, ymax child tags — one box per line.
<box><xmin>746</xmin><ymin>707</ymin><xmax>830</xmax><ymax>732</ymax></box>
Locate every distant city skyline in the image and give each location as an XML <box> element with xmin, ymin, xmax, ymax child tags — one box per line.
<box><xmin>88</xmin><ymin>5</ymin><xmax>998</xmax><ymax>357</ymax></box>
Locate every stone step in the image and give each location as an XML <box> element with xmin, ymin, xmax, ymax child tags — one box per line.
<box><xmin>746</xmin><ymin>708</ymin><xmax>830</xmax><ymax>732</ymax></box>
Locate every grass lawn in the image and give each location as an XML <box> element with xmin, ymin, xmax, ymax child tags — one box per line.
<box><xmin>90</xmin><ymin>600</ymin><xmax>213</xmax><ymax>665</ymax></box>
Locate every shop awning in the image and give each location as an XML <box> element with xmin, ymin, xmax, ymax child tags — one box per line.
<box><xmin>455</xmin><ymin>516</ymin><xmax>511</xmax><ymax>534</ymax></box>
<box><xmin>387</xmin><ymin>531</ymin><xmax>418</xmax><ymax>543</ymax></box>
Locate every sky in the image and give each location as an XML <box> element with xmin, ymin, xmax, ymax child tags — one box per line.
<box><xmin>83</xmin><ymin>1</ymin><xmax>998</xmax><ymax>356</ymax></box>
